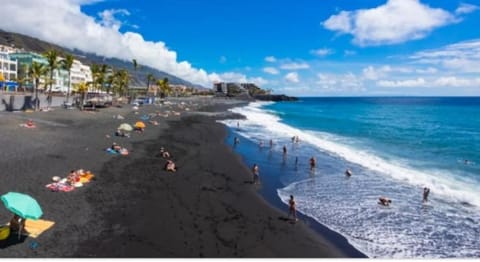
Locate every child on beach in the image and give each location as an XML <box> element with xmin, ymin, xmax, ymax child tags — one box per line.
<box><xmin>288</xmin><ymin>195</ymin><xmax>298</xmax><ymax>222</ymax></box>
<box><xmin>252</xmin><ymin>164</ymin><xmax>260</xmax><ymax>184</ymax></box>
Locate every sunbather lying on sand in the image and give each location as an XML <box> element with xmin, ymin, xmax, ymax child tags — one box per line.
<box><xmin>165</xmin><ymin>160</ymin><xmax>176</xmax><ymax>172</ymax></box>
<box><xmin>160</xmin><ymin>147</ymin><xmax>171</xmax><ymax>158</ymax></box>
<box><xmin>115</xmin><ymin>129</ymin><xmax>130</xmax><ymax>137</ymax></box>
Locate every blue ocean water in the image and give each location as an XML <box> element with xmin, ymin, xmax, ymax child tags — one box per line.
<box><xmin>220</xmin><ymin>97</ymin><xmax>480</xmax><ymax>258</ymax></box>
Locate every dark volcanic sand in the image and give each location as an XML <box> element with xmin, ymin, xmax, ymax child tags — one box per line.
<box><xmin>0</xmin><ymin>98</ymin><xmax>356</xmax><ymax>258</ymax></box>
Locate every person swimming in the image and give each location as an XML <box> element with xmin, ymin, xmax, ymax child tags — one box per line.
<box><xmin>378</xmin><ymin>197</ymin><xmax>392</xmax><ymax>206</ymax></box>
<box><xmin>345</xmin><ymin>169</ymin><xmax>353</xmax><ymax>177</ymax></box>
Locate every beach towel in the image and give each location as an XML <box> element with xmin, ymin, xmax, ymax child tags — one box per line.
<box><xmin>106</xmin><ymin>148</ymin><xmax>119</xmax><ymax>155</ymax></box>
<box><xmin>46</xmin><ymin>182</ymin><xmax>75</xmax><ymax>192</ymax></box>
<box><xmin>24</xmin><ymin>219</ymin><xmax>55</xmax><ymax>238</ymax></box>
<box><xmin>107</xmin><ymin>148</ymin><xmax>128</xmax><ymax>155</ymax></box>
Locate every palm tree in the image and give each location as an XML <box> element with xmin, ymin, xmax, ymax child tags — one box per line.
<box><xmin>90</xmin><ymin>63</ymin><xmax>99</xmax><ymax>93</ymax></box>
<box><xmin>44</xmin><ymin>49</ymin><xmax>59</xmax><ymax>106</ymax></box>
<box><xmin>158</xmin><ymin>77</ymin><xmax>170</xmax><ymax>98</ymax></box>
<box><xmin>113</xmin><ymin>69</ymin><xmax>129</xmax><ymax>97</ymax></box>
<box><xmin>132</xmin><ymin>59</ymin><xmax>138</xmax><ymax>71</ymax></box>
<box><xmin>17</xmin><ymin>64</ymin><xmax>30</xmax><ymax>93</ymax></box>
<box><xmin>73</xmin><ymin>82</ymin><xmax>89</xmax><ymax>110</ymax></box>
<box><xmin>146</xmin><ymin>73</ymin><xmax>155</xmax><ymax>94</ymax></box>
<box><xmin>105</xmin><ymin>67</ymin><xmax>115</xmax><ymax>95</ymax></box>
<box><xmin>29</xmin><ymin>62</ymin><xmax>47</xmax><ymax>111</ymax></box>
<box><xmin>99</xmin><ymin>64</ymin><xmax>108</xmax><ymax>92</ymax></box>
<box><xmin>62</xmin><ymin>54</ymin><xmax>75</xmax><ymax>104</ymax></box>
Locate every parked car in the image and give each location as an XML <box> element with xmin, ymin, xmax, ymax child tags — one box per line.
<box><xmin>132</xmin><ymin>96</ymin><xmax>148</xmax><ymax>105</ymax></box>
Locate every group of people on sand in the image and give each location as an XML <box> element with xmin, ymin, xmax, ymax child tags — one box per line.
<box><xmin>160</xmin><ymin>147</ymin><xmax>176</xmax><ymax>172</ymax></box>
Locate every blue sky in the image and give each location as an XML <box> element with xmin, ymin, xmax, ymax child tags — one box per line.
<box><xmin>2</xmin><ymin>0</ymin><xmax>480</xmax><ymax>96</ymax></box>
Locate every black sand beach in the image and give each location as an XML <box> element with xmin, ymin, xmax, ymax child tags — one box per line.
<box><xmin>0</xmin><ymin>97</ymin><xmax>362</xmax><ymax>257</ymax></box>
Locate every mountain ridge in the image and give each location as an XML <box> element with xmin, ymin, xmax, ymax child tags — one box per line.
<box><xmin>0</xmin><ymin>30</ymin><xmax>207</xmax><ymax>90</ymax></box>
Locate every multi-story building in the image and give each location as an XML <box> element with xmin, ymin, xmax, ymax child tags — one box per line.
<box><xmin>213</xmin><ymin>82</ymin><xmax>253</xmax><ymax>96</ymax></box>
<box><xmin>10</xmin><ymin>52</ymin><xmax>49</xmax><ymax>90</ymax></box>
<box><xmin>70</xmin><ymin>60</ymin><xmax>93</xmax><ymax>85</ymax></box>
<box><xmin>0</xmin><ymin>52</ymin><xmax>18</xmax><ymax>90</ymax></box>
<box><xmin>0</xmin><ymin>52</ymin><xmax>17</xmax><ymax>81</ymax></box>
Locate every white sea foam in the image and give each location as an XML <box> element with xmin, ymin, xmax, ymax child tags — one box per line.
<box><xmin>222</xmin><ymin>102</ymin><xmax>480</xmax><ymax>208</ymax></box>
<box><xmin>221</xmin><ymin>102</ymin><xmax>480</xmax><ymax>258</ymax></box>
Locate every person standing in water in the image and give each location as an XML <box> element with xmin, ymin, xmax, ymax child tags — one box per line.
<box><xmin>288</xmin><ymin>195</ymin><xmax>298</xmax><ymax>222</ymax></box>
<box><xmin>423</xmin><ymin>187</ymin><xmax>430</xmax><ymax>202</ymax></box>
<box><xmin>309</xmin><ymin>157</ymin><xmax>316</xmax><ymax>170</ymax></box>
<box><xmin>252</xmin><ymin>164</ymin><xmax>260</xmax><ymax>184</ymax></box>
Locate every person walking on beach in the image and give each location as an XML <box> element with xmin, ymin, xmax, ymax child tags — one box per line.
<box><xmin>252</xmin><ymin>164</ymin><xmax>260</xmax><ymax>184</ymax></box>
<box><xmin>423</xmin><ymin>187</ymin><xmax>430</xmax><ymax>202</ymax></box>
<box><xmin>288</xmin><ymin>195</ymin><xmax>298</xmax><ymax>222</ymax></box>
<box><xmin>309</xmin><ymin>157</ymin><xmax>316</xmax><ymax>170</ymax></box>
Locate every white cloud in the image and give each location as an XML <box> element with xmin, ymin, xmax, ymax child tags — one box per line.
<box><xmin>0</xmin><ymin>0</ymin><xmax>232</xmax><ymax>86</ymax></box>
<box><xmin>323</xmin><ymin>0</ymin><xmax>456</xmax><ymax>46</ymax></box>
<box><xmin>285</xmin><ymin>72</ymin><xmax>299</xmax><ymax>83</ymax></box>
<box><xmin>311</xmin><ymin>48</ymin><xmax>334</xmax><ymax>57</ymax></box>
<box><xmin>98</xmin><ymin>9</ymin><xmax>130</xmax><ymax>30</ymax></box>
<box><xmin>377</xmin><ymin>78</ymin><xmax>426</xmax><ymax>87</ymax></box>
<box><xmin>362</xmin><ymin>65</ymin><xmax>412</xmax><ymax>80</ymax></box>
<box><xmin>280</xmin><ymin>62</ymin><xmax>310</xmax><ymax>70</ymax></box>
<box><xmin>209</xmin><ymin>72</ymin><xmax>267</xmax><ymax>86</ymax></box>
<box><xmin>265</xmin><ymin>56</ymin><xmax>277</xmax><ymax>63</ymax></box>
<box><xmin>415</xmin><ymin>67</ymin><xmax>438</xmax><ymax>74</ymax></box>
<box><xmin>434</xmin><ymin>76</ymin><xmax>480</xmax><ymax>87</ymax></box>
<box><xmin>410</xmin><ymin>39</ymin><xmax>480</xmax><ymax>73</ymax></box>
<box><xmin>455</xmin><ymin>3</ymin><xmax>479</xmax><ymax>15</ymax></box>
<box><xmin>316</xmin><ymin>72</ymin><xmax>364</xmax><ymax>91</ymax></box>
<box><xmin>377</xmin><ymin>76</ymin><xmax>480</xmax><ymax>87</ymax></box>
<box><xmin>249</xmin><ymin>77</ymin><xmax>269</xmax><ymax>86</ymax></box>
<box><xmin>263</xmin><ymin>67</ymin><xmax>279</xmax><ymax>75</ymax></box>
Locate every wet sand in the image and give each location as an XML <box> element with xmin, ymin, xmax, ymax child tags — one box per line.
<box><xmin>0</xmin><ymin>97</ymin><xmax>359</xmax><ymax>257</ymax></box>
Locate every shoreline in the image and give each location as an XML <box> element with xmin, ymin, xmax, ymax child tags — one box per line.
<box><xmin>224</xmin><ymin>128</ymin><xmax>367</xmax><ymax>258</ymax></box>
<box><xmin>0</xmin><ymin>97</ymin><xmax>362</xmax><ymax>257</ymax></box>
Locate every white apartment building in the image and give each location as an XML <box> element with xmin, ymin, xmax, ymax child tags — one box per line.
<box><xmin>0</xmin><ymin>51</ymin><xmax>17</xmax><ymax>82</ymax></box>
<box><xmin>70</xmin><ymin>60</ymin><xmax>93</xmax><ymax>85</ymax></box>
<box><xmin>53</xmin><ymin>59</ymin><xmax>92</xmax><ymax>93</ymax></box>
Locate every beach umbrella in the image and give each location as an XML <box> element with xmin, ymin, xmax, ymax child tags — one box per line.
<box><xmin>118</xmin><ymin>123</ymin><xmax>133</xmax><ymax>132</ymax></box>
<box><xmin>1</xmin><ymin>192</ymin><xmax>43</xmax><ymax>220</ymax></box>
<box><xmin>135</xmin><ymin>121</ymin><xmax>146</xmax><ymax>129</ymax></box>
